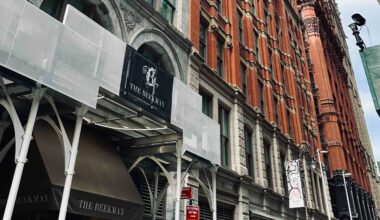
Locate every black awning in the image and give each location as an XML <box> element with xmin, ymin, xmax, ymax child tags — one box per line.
<box><xmin>0</xmin><ymin>120</ymin><xmax>144</xmax><ymax>220</ymax></box>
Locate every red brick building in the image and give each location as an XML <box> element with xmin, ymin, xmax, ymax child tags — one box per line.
<box><xmin>188</xmin><ymin>0</ymin><xmax>378</xmax><ymax>219</ymax></box>
<box><xmin>300</xmin><ymin>0</ymin><xmax>377</xmax><ymax>219</ymax></box>
<box><xmin>190</xmin><ymin>0</ymin><xmax>320</xmax><ymax>151</ymax></box>
<box><xmin>189</xmin><ymin>0</ymin><xmax>332</xmax><ymax>219</ymax></box>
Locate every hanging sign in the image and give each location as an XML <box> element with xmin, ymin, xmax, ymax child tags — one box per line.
<box><xmin>285</xmin><ymin>159</ymin><xmax>305</xmax><ymax>208</ymax></box>
<box><xmin>181</xmin><ymin>187</ymin><xmax>193</xmax><ymax>199</ymax></box>
<box><xmin>360</xmin><ymin>45</ymin><xmax>380</xmax><ymax>117</ymax></box>
<box><xmin>120</xmin><ymin>46</ymin><xmax>174</xmax><ymax>122</ymax></box>
<box><xmin>186</xmin><ymin>205</ymin><xmax>199</xmax><ymax>220</ymax></box>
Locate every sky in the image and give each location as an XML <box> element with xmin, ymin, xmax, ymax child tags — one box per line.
<box><xmin>336</xmin><ymin>0</ymin><xmax>380</xmax><ymax>162</ymax></box>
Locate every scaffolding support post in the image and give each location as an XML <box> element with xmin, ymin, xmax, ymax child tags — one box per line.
<box><xmin>211</xmin><ymin>166</ymin><xmax>218</xmax><ymax>220</ymax></box>
<box><xmin>58</xmin><ymin>106</ymin><xmax>87</xmax><ymax>220</ymax></box>
<box><xmin>174</xmin><ymin>140</ymin><xmax>182</xmax><ymax>220</ymax></box>
<box><xmin>3</xmin><ymin>87</ymin><xmax>45</xmax><ymax>220</ymax></box>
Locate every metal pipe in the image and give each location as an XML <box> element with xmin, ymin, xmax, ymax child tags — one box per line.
<box><xmin>174</xmin><ymin>142</ymin><xmax>182</xmax><ymax>220</ymax></box>
<box><xmin>3</xmin><ymin>88</ymin><xmax>44</xmax><ymax>220</ymax></box>
<box><xmin>58</xmin><ymin>107</ymin><xmax>86</xmax><ymax>220</ymax></box>
<box><xmin>152</xmin><ymin>169</ymin><xmax>159</xmax><ymax>220</ymax></box>
<box><xmin>317</xmin><ymin>150</ymin><xmax>331</xmax><ymax>220</ymax></box>
<box><xmin>342</xmin><ymin>170</ymin><xmax>353</xmax><ymax>220</ymax></box>
<box><xmin>212</xmin><ymin>167</ymin><xmax>217</xmax><ymax>220</ymax></box>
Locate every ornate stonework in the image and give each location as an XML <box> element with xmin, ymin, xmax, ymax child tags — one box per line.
<box><xmin>119</xmin><ymin>2</ymin><xmax>141</xmax><ymax>33</ymax></box>
<box><xmin>297</xmin><ymin>0</ymin><xmax>316</xmax><ymax>7</ymax></box>
<box><xmin>303</xmin><ymin>17</ymin><xmax>319</xmax><ymax>35</ymax></box>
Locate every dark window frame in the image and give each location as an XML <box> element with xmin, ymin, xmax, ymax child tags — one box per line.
<box><xmin>268</xmin><ymin>48</ymin><xmax>273</xmax><ymax>77</ymax></box>
<box><xmin>238</xmin><ymin>10</ymin><xmax>244</xmax><ymax>44</ymax></box>
<box><xmin>241</xmin><ymin>63</ymin><xmax>247</xmax><ymax>95</ymax></box>
<box><xmin>244</xmin><ymin>127</ymin><xmax>254</xmax><ymax>177</ymax></box>
<box><xmin>216</xmin><ymin>0</ymin><xmax>222</xmax><ymax>14</ymax></box>
<box><xmin>254</xmin><ymin>31</ymin><xmax>260</xmax><ymax>63</ymax></box>
<box><xmin>217</xmin><ymin>37</ymin><xmax>225</xmax><ymax>77</ymax></box>
<box><xmin>219</xmin><ymin>106</ymin><xmax>230</xmax><ymax>167</ymax></box>
<box><xmin>200</xmin><ymin>18</ymin><xmax>208</xmax><ymax>59</ymax></box>
<box><xmin>274</xmin><ymin>95</ymin><xmax>279</xmax><ymax>125</ymax></box>
<box><xmin>264</xmin><ymin>140</ymin><xmax>273</xmax><ymax>188</ymax></box>
<box><xmin>200</xmin><ymin>90</ymin><xmax>213</xmax><ymax>118</ymax></box>
<box><xmin>258</xmin><ymin>81</ymin><xmax>265</xmax><ymax>116</ymax></box>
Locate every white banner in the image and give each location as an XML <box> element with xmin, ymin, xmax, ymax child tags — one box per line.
<box><xmin>285</xmin><ymin>159</ymin><xmax>304</xmax><ymax>208</ymax></box>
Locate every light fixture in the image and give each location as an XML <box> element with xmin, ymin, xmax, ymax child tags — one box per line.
<box><xmin>349</xmin><ymin>13</ymin><xmax>366</xmax><ymax>50</ymax></box>
<box><xmin>352</xmin><ymin>13</ymin><xmax>366</xmax><ymax>26</ymax></box>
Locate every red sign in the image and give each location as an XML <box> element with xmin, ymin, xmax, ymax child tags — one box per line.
<box><xmin>181</xmin><ymin>187</ymin><xmax>192</xmax><ymax>199</ymax></box>
<box><xmin>186</xmin><ymin>205</ymin><xmax>199</xmax><ymax>220</ymax></box>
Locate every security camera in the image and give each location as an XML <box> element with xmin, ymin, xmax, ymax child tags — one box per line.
<box><xmin>352</xmin><ymin>13</ymin><xmax>366</xmax><ymax>26</ymax></box>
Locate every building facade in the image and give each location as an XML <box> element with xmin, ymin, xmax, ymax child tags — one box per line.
<box><xmin>300</xmin><ymin>0</ymin><xmax>379</xmax><ymax>219</ymax></box>
<box><xmin>189</xmin><ymin>0</ymin><xmax>333</xmax><ymax>219</ymax></box>
<box><xmin>1</xmin><ymin>0</ymin><xmax>379</xmax><ymax>219</ymax></box>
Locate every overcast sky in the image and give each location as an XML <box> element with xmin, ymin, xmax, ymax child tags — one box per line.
<box><xmin>336</xmin><ymin>0</ymin><xmax>380</xmax><ymax>162</ymax></box>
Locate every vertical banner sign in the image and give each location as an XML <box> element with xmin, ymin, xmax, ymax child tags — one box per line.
<box><xmin>186</xmin><ymin>205</ymin><xmax>199</xmax><ymax>220</ymax></box>
<box><xmin>120</xmin><ymin>46</ymin><xmax>174</xmax><ymax>122</ymax></box>
<box><xmin>360</xmin><ymin>45</ymin><xmax>380</xmax><ymax>117</ymax></box>
<box><xmin>181</xmin><ymin>187</ymin><xmax>193</xmax><ymax>199</ymax></box>
<box><xmin>285</xmin><ymin>159</ymin><xmax>304</xmax><ymax>208</ymax></box>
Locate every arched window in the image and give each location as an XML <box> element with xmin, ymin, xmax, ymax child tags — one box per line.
<box><xmin>137</xmin><ymin>43</ymin><xmax>174</xmax><ymax>75</ymax></box>
<box><xmin>264</xmin><ymin>140</ymin><xmax>272</xmax><ymax>188</ymax></box>
<box><xmin>39</xmin><ymin>0</ymin><xmax>114</xmax><ymax>33</ymax></box>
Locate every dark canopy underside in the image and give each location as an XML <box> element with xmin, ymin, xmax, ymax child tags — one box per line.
<box><xmin>0</xmin><ymin>120</ymin><xmax>144</xmax><ymax>220</ymax></box>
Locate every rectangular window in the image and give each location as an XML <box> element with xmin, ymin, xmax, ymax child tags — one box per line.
<box><xmin>241</xmin><ymin>63</ymin><xmax>247</xmax><ymax>95</ymax></box>
<box><xmin>281</xmin><ymin>64</ymin><xmax>286</xmax><ymax>92</ymax></box>
<box><xmin>245</xmin><ymin>128</ymin><xmax>253</xmax><ymax>177</ymax></box>
<box><xmin>159</xmin><ymin>0</ymin><xmax>176</xmax><ymax>23</ymax></box>
<box><xmin>268</xmin><ymin>49</ymin><xmax>273</xmax><ymax>77</ymax></box>
<box><xmin>145</xmin><ymin>0</ymin><xmax>154</xmax><ymax>7</ymax></box>
<box><xmin>259</xmin><ymin>81</ymin><xmax>265</xmax><ymax>116</ymax></box>
<box><xmin>251</xmin><ymin>0</ymin><xmax>256</xmax><ymax>16</ymax></box>
<box><xmin>281</xmin><ymin>153</ymin><xmax>287</xmax><ymax>193</ymax></box>
<box><xmin>276</xmin><ymin>16</ymin><xmax>281</xmax><ymax>50</ymax></box>
<box><xmin>287</xmin><ymin>109</ymin><xmax>293</xmax><ymax>138</ymax></box>
<box><xmin>200</xmin><ymin>91</ymin><xmax>212</xmax><ymax>118</ymax></box>
<box><xmin>219</xmin><ymin>106</ymin><xmax>230</xmax><ymax>167</ymax></box>
<box><xmin>264</xmin><ymin>142</ymin><xmax>272</xmax><ymax>188</ymax></box>
<box><xmin>255</xmin><ymin>31</ymin><xmax>260</xmax><ymax>63</ymax></box>
<box><xmin>274</xmin><ymin>96</ymin><xmax>279</xmax><ymax>125</ymax></box>
<box><xmin>200</xmin><ymin>20</ymin><xmax>208</xmax><ymax>59</ymax></box>
<box><xmin>238</xmin><ymin>10</ymin><xmax>244</xmax><ymax>44</ymax></box>
<box><xmin>217</xmin><ymin>38</ymin><xmax>224</xmax><ymax>77</ymax></box>
<box><xmin>265</xmin><ymin>8</ymin><xmax>270</xmax><ymax>33</ymax></box>
<box><xmin>216</xmin><ymin>0</ymin><xmax>222</xmax><ymax>14</ymax></box>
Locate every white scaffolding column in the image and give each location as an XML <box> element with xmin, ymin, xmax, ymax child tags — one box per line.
<box><xmin>3</xmin><ymin>87</ymin><xmax>45</xmax><ymax>220</ymax></box>
<box><xmin>58</xmin><ymin>106</ymin><xmax>88</xmax><ymax>220</ymax></box>
<box><xmin>174</xmin><ymin>140</ymin><xmax>182</xmax><ymax>220</ymax></box>
<box><xmin>191</xmin><ymin>165</ymin><xmax>218</xmax><ymax>220</ymax></box>
<box><xmin>211</xmin><ymin>166</ymin><xmax>217</xmax><ymax>220</ymax></box>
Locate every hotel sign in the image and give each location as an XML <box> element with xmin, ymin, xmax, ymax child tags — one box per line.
<box><xmin>361</xmin><ymin>45</ymin><xmax>380</xmax><ymax>117</ymax></box>
<box><xmin>120</xmin><ymin>46</ymin><xmax>173</xmax><ymax>121</ymax></box>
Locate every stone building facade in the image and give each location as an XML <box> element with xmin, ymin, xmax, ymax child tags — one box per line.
<box><xmin>16</xmin><ymin>0</ymin><xmax>379</xmax><ymax>219</ymax></box>
<box><xmin>300</xmin><ymin>0</ymin><xmax>379</xmax><ymax>219</ymax></box>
